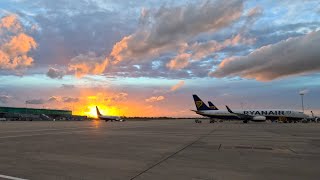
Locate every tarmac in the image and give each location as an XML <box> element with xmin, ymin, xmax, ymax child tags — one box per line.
<box><xmin>0</xmin><ymin>119</ymin><xmax>319</xmax><ymax>180</ymax></box>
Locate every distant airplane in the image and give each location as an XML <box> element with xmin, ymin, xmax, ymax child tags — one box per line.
<box><xmin>192</xmin><ymin>94</ymin><xmax>310</xmax><ymax>123</ymax></box>
<box><xmin>96</xmin><ymin>106</ymin><xmax>125</xmax><ymax>122</ymax></box>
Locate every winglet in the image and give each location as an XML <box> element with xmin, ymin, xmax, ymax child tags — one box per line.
<box><xmin>226</xmin><ymin>105</ymin><xmax>234</xmax><ymax>113</ymax></box>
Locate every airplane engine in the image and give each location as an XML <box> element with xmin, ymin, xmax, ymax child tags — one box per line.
<box><xmin>252</xmin><ymin>116</ymin><xmax>266</xmax><ymax>121</ymax></box>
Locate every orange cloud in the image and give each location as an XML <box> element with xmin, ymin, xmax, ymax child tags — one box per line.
<box><xmin>145</xmin><ymin>96</ymin><xmax>165</xmax><ymax>103</ymax></box>
<box><xmin>108</xmin><ymin>1</ymin><xmax>244</xmax><ymax>65</ymax></box>
<box><xmin>170</xmin><ymin>80</ymin><xmax>185</xmax><ymax>92</ymax></box>
<box><xmin>0</xmin><ymin>15</ymin><xmax>21</xmax><ymax>32</ymax></box>
<box><xmin>0</xmin><ymin>15</ymin><xmax>37</xmax><ymax>70</ymax></box>
<box><xmin>68</xmin><ymin>52</ymin><xmax>109</xmax><ymax>78</ymax></box>
<box><xmin>166</xmin><ymin>53</ymin><xmax>191</xmax><ymax>70</ymax></box>
<box><xmin>3</xmin><ymin>33</ymin><xmax>37</xmax><ymax>55</ymax></box>
<box><xmin>109</xmin><ymin>36</ymin><xmax>130</xmax><ymax>64</ymax></box>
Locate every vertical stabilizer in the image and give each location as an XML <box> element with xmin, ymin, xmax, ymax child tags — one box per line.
<box><xmin>208</xmin><ymin>101</ymin><xmax>219</xmax><ymax>110</ymax></box>
<box><xmin>96</xmin><ymin>106</ymin><xmax>102</xmax><ymax>117</ymax></box>
<box><xmin>192</xmin><ymin>95</ymin><xmax>211</xmax><ymax>111</ymax></box>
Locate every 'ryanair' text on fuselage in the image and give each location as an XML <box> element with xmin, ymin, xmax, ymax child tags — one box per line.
<box><xmin>243</xmin><ymin>111</ymin><xmax>291</xmax><ymax>116</ymax></box>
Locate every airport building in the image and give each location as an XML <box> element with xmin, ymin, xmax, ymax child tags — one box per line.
<box><xmin>0</xmin><ymin>106</ymin><xmax>86</xmax><ymax>121</ymax></box>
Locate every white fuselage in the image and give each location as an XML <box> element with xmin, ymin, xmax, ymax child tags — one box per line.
<box><xmin>98</xmin><ymin>115</ymin><xmax>122</xmax><ymax>121</ymax></box>
<box><xmin>196</xmin><ymin>109</ymin><xmax>309</xmax><ymax>121</ymax></box>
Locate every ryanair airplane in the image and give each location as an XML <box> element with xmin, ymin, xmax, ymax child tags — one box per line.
<box><xmin>96</xmin><ymin>106</ymin><xmax>125</xmax><ymax>122</ymax></box>
<box><xmin>192</xmin><ymin>94</ymin><xmax>309</xmax><ymax>123</ymax></box>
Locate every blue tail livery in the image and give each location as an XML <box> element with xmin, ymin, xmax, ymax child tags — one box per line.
<box><xmin>192</xmin><ymin>95</ymin><xmax>211</xmax><ymax>111</ymax></box>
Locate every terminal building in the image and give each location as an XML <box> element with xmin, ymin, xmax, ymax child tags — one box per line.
<box><xmin>0</xmin><ymin>106</ymin><xmax>86</xmax><ymax>121</ymax></box>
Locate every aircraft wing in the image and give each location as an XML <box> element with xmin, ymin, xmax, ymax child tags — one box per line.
<box><xmin>225</xmin><ymin>105</ymin><xmax>252</xmax><ymax>119</ymax></box>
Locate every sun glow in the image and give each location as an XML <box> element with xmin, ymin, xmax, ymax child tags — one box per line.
<box><xmin>83</xmin><ymin>104</ymin><xmax>111</xmax><ymax>118</ymax></box>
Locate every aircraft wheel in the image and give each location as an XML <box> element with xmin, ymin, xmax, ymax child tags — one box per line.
<box><xmin>243</xmin><ymin>120</ymin><xmax>248</xmax><ymax>123</ymax></box>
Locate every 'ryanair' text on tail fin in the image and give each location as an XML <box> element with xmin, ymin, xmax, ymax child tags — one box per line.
<box><xmin>192</xmin><ymin>95</ymin><xmax>211</xmax><ymax>111</ymax></box>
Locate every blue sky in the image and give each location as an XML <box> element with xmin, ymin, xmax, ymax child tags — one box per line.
<box><xmin>0</xmin><ymin>0</ymin><xmax>319</xmax><ymax>117</ymax></box>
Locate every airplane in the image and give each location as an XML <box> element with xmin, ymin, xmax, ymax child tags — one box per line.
<box><xmin>96</xmin><ymin>106</ymin><xmax>125</xmax><ymax>122</ymax></box>
<box><xmin>309</xmin><ymin>111</ymin><xmax>319</xmax><ymax>122</ymax></box>
<box><xmin>192</xmin><ymin>94</ymin><xmax>310</xmax><ymax>123</ymax></box>
<box><xmin>208</xmin><ymin>101</ymin><xmax>219</xmax><ymax>110</ymax></box>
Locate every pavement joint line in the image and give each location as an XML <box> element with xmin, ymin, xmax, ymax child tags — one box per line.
<box><xmin>288</xmin><ymin>148</ymin><xmax>298</xmax><ymax>154</ymax></box>
<box><xmin>0</xmin><ymin>174</ymin><xmax>28</xmax><ymax>180</ymax></box>
<box><xmin>130</xmin><ymin>128</ymin><xmax>216</xmax><ymax>180</ymax></box>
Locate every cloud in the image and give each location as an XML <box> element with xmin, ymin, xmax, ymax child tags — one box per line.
<box><xmin>68</xmin><ymin>52</ymin><xmax>109</xmax><ymax>78</ymax></box>
<box><xmin>104</xmin><ymin>92</ymin><xmax>128</xmax><ymax>103</ymax></box>
<box><xmin>26</xmin><ymin>99</ymin><xmax>45</xmax><ymax>104</ymax></box>
<box><xmin>164</xmin><ymin>6</ymin><xmax>261</xmax><ymax>71</ymax></box>
<box><xmin>0</xmin><ymin>95</ymin><xmax>11</xmax><ymax>104</ymax></box>
<box><xmin>46</xmin><ymin>68</ymin><xmax>65</xmax><ymax>79</ymax></box>
<box><xmin>48</xmin><ymin>96</ymin><xmax>59</xmax><ymax>102</ymax></box>
<box><xmin>166</xmin><ymin>53</ymin><xmax>191</xmax><ymax>70</ymax></box>
<box><xmin>211</xmin><ymin>31</ymin><xmax>320</xmax><ymax>81</ymax></box>
<box><xmin>61</xmin><ymin>84</ymin><xmax>75</xmax><ymax>89</ymax></box>
<box><xmin>0</xmin><ymin>14</ymin><xmax>21</xmax><ymax>32</ymax></box>
<box><xmin>109</xmin><ymin>0</ymin><xmax>244</xmax><ymax>64</ymax></box>
<box><xmin>0</xmin><ymin>15</ymin><xmax>37</xmax><ymax>71</ymax></box>
<box><xmin>48</xmin><ymin>96</ymin><xmax>79</xmax><ymax>103</ymax></box>
<box><xmin>170</xmin><ymin>81</ymin><xmax>185</xmax><ymax>92</ymax></box>
<box><xmin>62</xmin><ymin>97</ymin><xmax>79</xmax><ymax>103</ymax></box>
<box><xmin>166</xmin><ymin>34</ymin><xmax>254</xmax><ymax>70</ymax></box>
<box><xmin>145</xmin><ymin>96</ymin><xmax>165</xmax><ymax>103</ymax></box>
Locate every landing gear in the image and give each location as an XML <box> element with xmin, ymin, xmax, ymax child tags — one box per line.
<box><xmin>209</xmin><ymin>119</ymin><xmax>215</xmax><ymax>123</ymax></box>
<box><xmin>243</xmin><ymin>120</ymin><xmax>248</xmax><ymax>123</ymax></box>
<box><xmin>195</xmin><ymin>119</ymin><xmax>202</xmax><ymax>123</ymax></box>
<box><xmin>278</xmin><ymin>116</ymin><xmax>287</xmax><ymax>123</ymax></box>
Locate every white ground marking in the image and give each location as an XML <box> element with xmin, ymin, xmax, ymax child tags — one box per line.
<box><xmin>0</xmin><ymin>174</ymin><xmax>28</xmax><ymax>180</ymax></box>
<box><xmin>0</xmin><ymin>129</ymin><xmax>96</xmax><ymax>139</ymax></box>
<box><xmin>0</xmin><ymin>127</ymin><xmax>96</xmax><ymax>134</ymax></box>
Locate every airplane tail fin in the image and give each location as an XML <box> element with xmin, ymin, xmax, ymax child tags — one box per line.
<box><xmin>208</xmin><ymin>101</ymin><xmax>219</xmax><ymax>110</ymax></box>
<box><xmin>96</xmin><ymin>106</ymin><xmax>102</xmax><ymax>117</ymax></box>
<box><xmin>192</xmin><ymin>95</ymin><xmax>211</xmax><ymax>111</ymax></box>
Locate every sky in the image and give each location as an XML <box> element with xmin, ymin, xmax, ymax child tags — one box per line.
<box><xmin>0</xmin><ymin>0</ymin><xmax>319</xmax><ymax>117</ymax></box>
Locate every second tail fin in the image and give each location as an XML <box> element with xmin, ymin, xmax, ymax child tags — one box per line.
<box><xmin>192</xmin><ymin>95</ymin><xmax>211</xmax><ymax>111</ymax></box>
<box><xmin>208</xmin><ymin>101</ymin><xmax>219</xmax><ymax>110</ymax></box>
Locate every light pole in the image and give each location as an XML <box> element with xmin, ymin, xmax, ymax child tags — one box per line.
<box><xmin>299</xmin><ymin>92</ymin><xmax>304</xmax><ymax>113</ymax></box>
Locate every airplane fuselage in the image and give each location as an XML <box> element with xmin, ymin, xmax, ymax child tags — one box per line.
<box><xmin>98</xmin><ymin>115</ymin><xmax>122</xmax><ymax>121</ymax></box>
<box><xmin>195</xmin><ymin>109</ymin><xmax>309</xmax><ymax>121</ymax></box>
